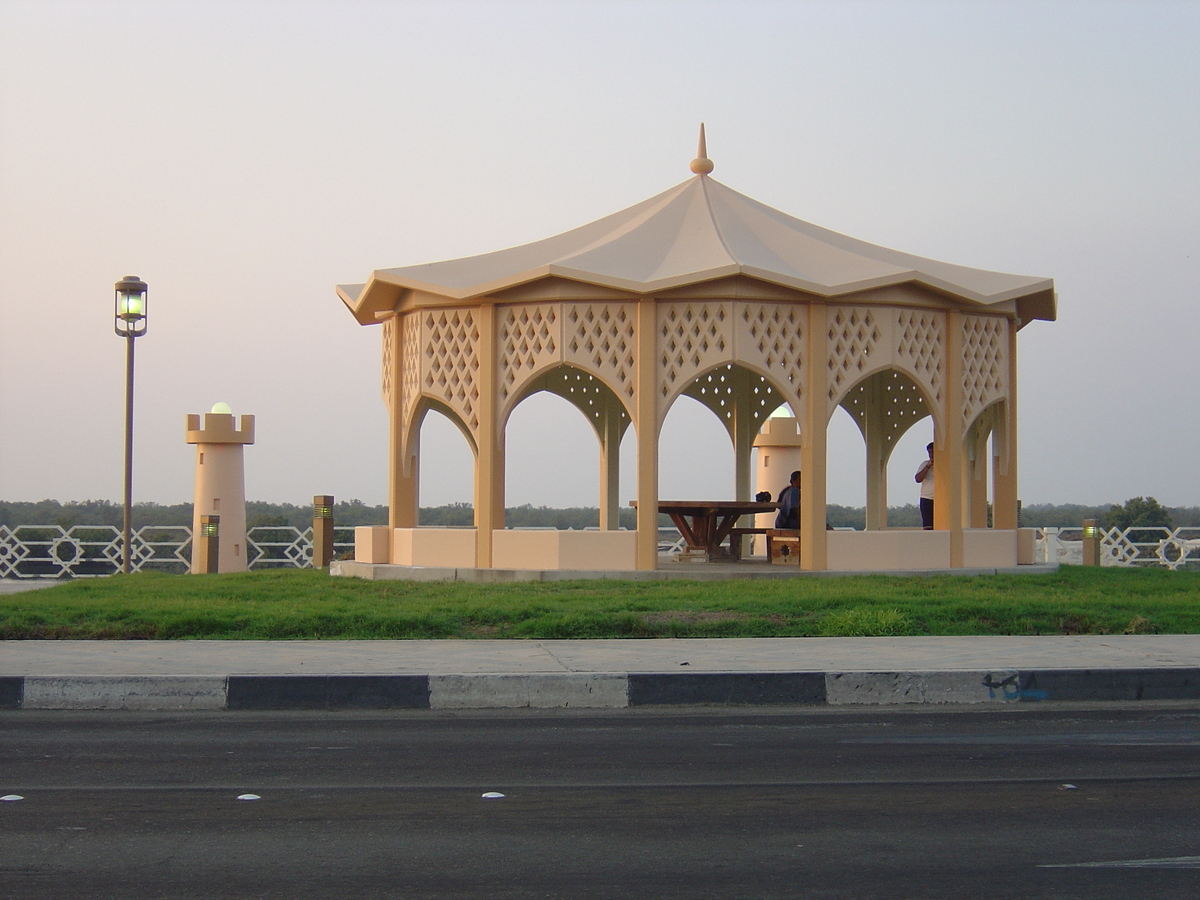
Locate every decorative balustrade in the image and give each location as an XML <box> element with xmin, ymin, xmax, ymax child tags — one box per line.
<box><xmin>2</xmin><ymin>523</ymin><xmax>1197</xmax><ymax>579</ymax></box>
<box><xmin>1036</xmin><ymin>526</ymin><xmax>1200</xmax><ymax>570</ymax></box>
<box><xmin>0</xmin><ymin>525</ymin><xmax>355</xmax><ymax>579</ymax></box>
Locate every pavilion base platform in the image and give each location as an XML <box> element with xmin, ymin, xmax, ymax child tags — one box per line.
<box><xmin>331</xmin><ymin>556</ymin><xmax>1058</xmax><ymax>584</ymax></box>
<box><xmin>345</xmin><ymin>527</ymin><xmax>1045</xmax><ymax>581</ymax></box>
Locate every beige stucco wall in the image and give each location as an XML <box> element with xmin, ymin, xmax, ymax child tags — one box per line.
<box><xmin>826</xmin><ymin>529</ymin><xmax>952</xmax><ymax>571</ymax></box>
<box><xmin>492</xmin><ymin>529</ymin><xmax>638</xmax><ymax>571</ymax></box>
<box><xmin>961</xmin><ymin>528</ymin><xmax>1018</xmax><ymax>568</ymax></box>
<box><xmin>354</xmin><ymin>526</ymin><xmax>391</xmax><ymax>564</ymax></box>
<box><xmin>392</xmin><ymin>527</ymin><xmax>478</xmax><ymax>568</ymax></box>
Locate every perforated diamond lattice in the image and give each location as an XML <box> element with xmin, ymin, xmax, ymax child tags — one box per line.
<box><xmin>895</xmin><ymin>308</ymin><xmax>944</xmax><ymax>407</ymax></box>
<box><xmin>839</xmin><ymin>370</ymin><xmax>932</xmax><ymax>452</ymax></box>
<box><xmin>422</xmin><ymin>309</ymin><xmax>481</xmax><ymax>435</ymax></box>
<box><xmin>658</xmin><ymin>303</ymin><xmax>732</xmax><ymax>402</ymax></box>
<box><xmin>563</xmin><ymin>303</ymin><xmax>637</xmax><ymax>400</ymax></box>
<box><xmin>961</xmin><ymin>315</ymin><xmax>1007</xmax><ymax>427</ymax></box>
<box><xmin>826</xmin><ymin>308</ymin><xmax>882</xmax><ymax>407</ymax></box>
<box><xmin>381</xmin><ymin>316</ymin><xmax>395</xmax><ymax>406</ymax></box>
<box><xmin>682</xmin><ymin>364</ymin><xmax>783</xmax><ymax>440</ymax></box>
<box><xmin>399</xmin><ymin>312</ymin><xmax>421</xmax><ymax>425</ymax></box>
<box><xmin>499</xmin><ymin>305</ymin><xmax>560</xmax><ymax>405</ymax></box>
<box><xmin>540</xmin><ymin>368</ymin><xmax>632</xmax><ymax>438</ymax></box>
<box><xmin>734</xmin><ymin>303</ymin><xmax>805</xmax><ymax>413</ymax></box>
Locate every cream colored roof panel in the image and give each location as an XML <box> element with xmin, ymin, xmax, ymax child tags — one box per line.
<box><xmin>346</xmin><ymin>173</ymin><xmax>1054</xmax><ymax>320</ymax></box>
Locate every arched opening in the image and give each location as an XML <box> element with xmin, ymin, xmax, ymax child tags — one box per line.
<box><xmin>415</xmin><ymin>406</ymin><xmax>475</xmax><ymax>518</ymax></box>
<box><xmin>503</xmin><ymin>364</ymin><xmax>634</xmax><ymax>529</ymax></box>
<box><xmin>503</xmin><ymin>391</ymin><xmax>606</xmax><ymax>522</ymax></box>
<box><xmin>658</xmin><ymin>395</ymin><xmax>735</xmax><ymax>499</ymax></box>
<box><xmin>966</xmin><ymin>401</ymin><xmax>1004</xmax><ymax>528</ymax></box>
<box><xmin>836</xmin><ymin>368</ymin><xmax>938</xmax><ymax>529</ymax></box>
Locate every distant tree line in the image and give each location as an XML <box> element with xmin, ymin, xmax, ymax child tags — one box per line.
<box><xmin>4</xmin><ymin>497</ymin><xmax>1197</xmax><ymax>530</ymax></box>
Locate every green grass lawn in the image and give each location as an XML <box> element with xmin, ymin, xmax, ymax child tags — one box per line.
<box><xmin>2</xmin><ymin>566</ymin><xmax>1199</xmax><ymax>640</ymax></box>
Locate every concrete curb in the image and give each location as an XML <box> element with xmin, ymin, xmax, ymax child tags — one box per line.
<box><xmin>5</xmin><ymin>668</ymin><xmax>1199</xmax><ymax>711</ymax></box>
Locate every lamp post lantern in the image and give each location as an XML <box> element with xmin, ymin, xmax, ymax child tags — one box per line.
<box><xmin>114</xmin><ymin>275</ymin><xmax>148</xmax><ymax>574</ymax></box>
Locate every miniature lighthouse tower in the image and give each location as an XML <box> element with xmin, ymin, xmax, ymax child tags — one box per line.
<box><xmin>753</xmin><ymin>414</ymin><xmax>803</xmax><ymax>532</ymax></box>
<box><xmin>186</xmin><ymin>403</ymin><xmax>255</xmax><ymax>573</ymax></box>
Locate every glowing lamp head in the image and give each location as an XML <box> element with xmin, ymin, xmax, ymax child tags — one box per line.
<box><xmin>114</xmin><ymin>275</ymin><xmax>148</xmax><ymax>336</ymax></box>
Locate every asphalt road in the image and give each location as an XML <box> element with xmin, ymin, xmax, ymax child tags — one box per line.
<box><xmin>2</xmin><ymin>705</ymin><xmax>1199</xmax><ymax>899</ymax></box>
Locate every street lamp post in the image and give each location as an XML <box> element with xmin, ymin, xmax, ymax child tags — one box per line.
<box><xmin>114</xmin><ymin>276</ymin><xmax>148</xmax><ymax>575</ymax></box>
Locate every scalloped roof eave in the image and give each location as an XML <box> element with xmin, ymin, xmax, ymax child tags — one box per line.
<box><xmin>339</xmin><ymin>175</ymin><xmax>1055</xmax><ymax>324</ymax></box>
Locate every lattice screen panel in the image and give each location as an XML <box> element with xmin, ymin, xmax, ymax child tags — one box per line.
<box><xmin>381</xmin><ymin>317</ymin><xmax>394</xmax><ymax>407</ymax></box>
<box><xmin>499</xmin><ymin>305</ymin><xmax>560</xmax><ymax>407</ymax></box>
<box><xmin>657</xmin><ymin>302</ymin><xmax>733</xmax><ymax>403</ymax></box>
<box><xmin>563</xmin><ymin>303</ymin><xmax>637</xmax><ymax>401</ymax></box>
<box><xmin>421</xmin><ymin>309</ymin><xmax>481</xmax><ymax>436</ymax></box>
<box><xmin>961</xmin><ymin>315</ymin><xmax>1008</xmax><ymax>428</ymax></box>
<box><xmin>894</xmin><ymin>308</ymin><xmax>944</xmax><ymax>410</ymax></box>
<box><xmin>400</xmin><ymin>312</ymin><xmax>422</xmax><ymax>428</ymax></box>
<box><xmin>826</xmin><ymin>308</ymin><xmax>883</xmax><ymax>411</ymax></box>
<box><xmin>734</xmin><ymin>302</ymin><xmax>805</xmax><ymax>418</ymax></box>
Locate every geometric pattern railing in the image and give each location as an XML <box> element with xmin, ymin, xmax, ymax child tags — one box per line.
<box><xmin>3</xmin><ymin>523</ymin><xmax>1197</xmax><ymax>578</ymax></box>
<box><xmin>1037</xmin><ymin>526</ymin><xmax>1200</xmax><ymax>571</ymax></box>
<box><xmin>0</xmin><ymin>525</ymin><xmax>356</xmax><ymax>579</ymax></box>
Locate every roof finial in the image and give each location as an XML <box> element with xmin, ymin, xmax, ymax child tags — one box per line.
<box><xmin>690</xmin><ymin>123</ymin><xmax>714</xmax><ymax>175</ymax></box>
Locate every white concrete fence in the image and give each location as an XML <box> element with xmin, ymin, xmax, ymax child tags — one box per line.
<box><xmin>2</xmin><ymin>523</ymin><xmax>1197</xmax><ymax>579</ymax></box>
<box><xmin>0</xmin><ymin>525</ymin><xmax>355</xmax><ymax>579</ymax></box>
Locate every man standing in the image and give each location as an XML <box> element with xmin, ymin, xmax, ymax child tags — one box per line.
<box><xmin>915</xmin><ymin>443</ymin><xmax>934</xmax><ymax>529</ymax></box>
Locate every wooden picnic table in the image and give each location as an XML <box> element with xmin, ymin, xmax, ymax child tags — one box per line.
<box><xmin>631</xmin><ymin>500</ymin><xmax>779</xmax><ymax>561</ymax></box>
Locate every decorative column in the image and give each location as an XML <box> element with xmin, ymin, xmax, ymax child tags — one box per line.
<box><xmin>186</xmin><ymin>405</ymin><xmax>254</xmax><ymax>574</ymax></box>
<box><xmin>863</xmin><ymin>377</ymin><xmax>889</xmax><ymax>531</ymax></box>
<box><xmin>475</xmin><ymin>302</ymin><xmax>503</xmax><ymax>567</ymax></box>
<box><xmin>635</xmin><ymin>297</ymin><xmax>659</xmax><ymax>570</ymax></box>
<box><xmin>598</xmin><ymin>399</ymin><xmax>622</xmax><ymax>530</ymax></box>
<box><xmin>800</xmin><ymin>302</ymin><xmax>828</xmax><ymax>570</ymax></box>
<box><xmin>992</xmin><ymin>320</ymin><xmax>1020</xmax><ymax>529</ymax></box>
<box><xmin>967</xmin><ymin>423</ymin><xmax>990</xmax><ymax>528</ymax></box>
<box><xmin>936</xmin><ymin>310</ymin><xmax>966</xmax><ymax>566</ymax></box>
<box><xmin>386</xmin><ymin>314</ymin><xmax>418</xmax><ymax>534</ymax></box>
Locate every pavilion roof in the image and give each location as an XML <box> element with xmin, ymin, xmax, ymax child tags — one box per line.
<box><xmin>339</xmin><ymin>157</ymin><xmax>1055</xmax><ymax>326</ymax></box>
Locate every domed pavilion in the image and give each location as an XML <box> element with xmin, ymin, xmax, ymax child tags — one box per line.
<box><xmin>338</xmin><ymin>129</ymin><xmax>1055</xmax><ymax>573</ymax></box>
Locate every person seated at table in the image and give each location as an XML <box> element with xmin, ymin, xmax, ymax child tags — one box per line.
<box><xmin>775</xmin><ymin>470</ymin><xmax>800</xmax><ymax>530</ymax></box>
<box><xmin>755</xmin><ymin>491</ymin><xmax>772</xmax><ymax>502</ymax></box>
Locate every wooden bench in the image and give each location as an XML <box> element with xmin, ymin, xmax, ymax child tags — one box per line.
<box><xmin>727</xmin><ymin>527</ymin><xmax>770</xmax><ymax>562</ymax></box>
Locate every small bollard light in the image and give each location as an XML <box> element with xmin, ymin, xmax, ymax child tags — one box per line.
<box><xmin>197</xmin><ymin>514</ymin><xmax>221</xmax><ymax>574</ymax></box>
<box><xmin>313</xmin><ymin>495</ymin><xmax>335</xmax><ymax>568</ymax></box>
<box><xmin>1082</xmin><ymin>518</ymin><xmax>1102</xmax><ymax>567</ymax></box>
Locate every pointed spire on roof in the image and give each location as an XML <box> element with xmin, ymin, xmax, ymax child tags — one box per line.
<box><xmin>690</xmin><ymin>123</ymin><xmax>714</xmax><ymax>175</ymax></box>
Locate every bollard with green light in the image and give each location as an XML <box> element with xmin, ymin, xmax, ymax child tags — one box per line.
<box><xmin>313</xmin><ymin>495</ymin><xmax>335</xmax><ymax>568</ymax></box>
<box><xmin>1082</xmin><ymin>518</ymin><xmax>1102</xmax><ymax>567</ymax></box>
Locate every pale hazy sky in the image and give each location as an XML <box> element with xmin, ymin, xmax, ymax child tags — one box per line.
<box><xmin>2</xmin><ymin>0</ymin><xmax>1197</xmax><ymax>511</ymax></box>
